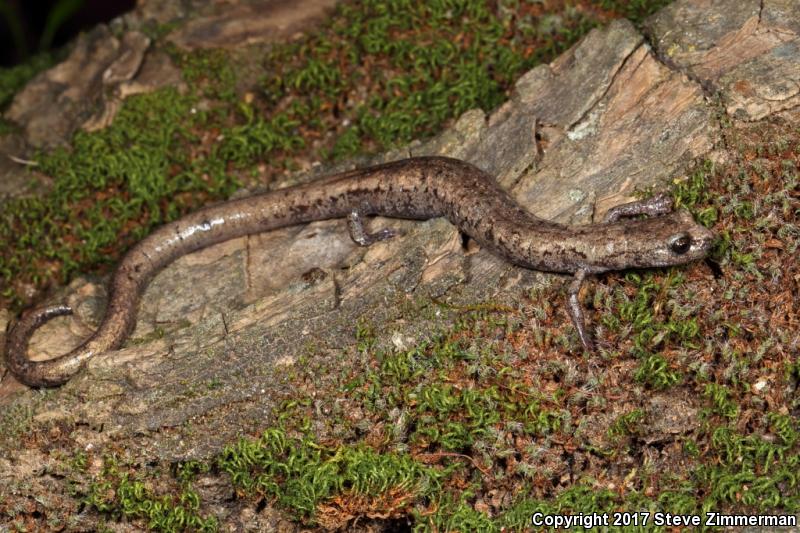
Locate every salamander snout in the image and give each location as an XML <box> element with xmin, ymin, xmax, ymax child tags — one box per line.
<box><xmin>616</xmin><ymin>208</ymin><xmax>716</xmax><ymax>270</ymax></box>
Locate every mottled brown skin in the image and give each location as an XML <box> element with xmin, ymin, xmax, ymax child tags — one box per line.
<box><xmin>5</xmin><ymin>157</ymin><xmax>715</xmax><ymax>387</ymax></box>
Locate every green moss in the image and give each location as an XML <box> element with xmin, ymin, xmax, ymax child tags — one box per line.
<box><xmin>697</xmin><ymin>422</ymin><xmax>800</xmax><ymax>510</ymax></box>
<box><xmin>498</xmin><ymin>484</ymin><xmax>620</xmax><ymax>531</ymax></box>
<box><xmin>217</xmin><ymin>103</ymin><xmax>305</xmax><ymax>166</ymax></box>
<box><xmin>703</xmin><ymin>383</ymin><xmax>739</xmax><ymax>420</ymax></box>
<box><xmin>602</xmin><ymin>270</ymin><xmax>702</xmax><ymax>379</ymax></box>
<box><xmin>217</xmin><ymin>428</ymin><xmax>446</xmax><ymax>522</ymax></box>
<box><xmin>606</xmin><ymin>268</ymin><xmax>702</xmax><ymax>390</ymax></box>
<box><xmin>351</xmin><ymin>312</ymin><xmax>565</xmax><ymax>450</ymax></box>
<box><xmin>174</xmin><ymin>460</ymin><xmax>211</xmax><ymax>483</ymax></box>
<box><xmin>85</xmin><ymin>457</ymin><xmax>218</xmax><ymax>532</ymax></box>
<box><xmin>75</xmin><ymin>293</ymin><xmax>800</xmax><ymax>529</ymax></box>
<box><xmin>172</xmin><ymin>47</ymin><xmax>238</xmax><ymax>102</ymax></box>
<box><xmin>411</xmin><ymin>383</ymin><xmax>501</xmax><ymax>450</ymax></box>
<box><xmin>354</xmin><ymin>319</ymin><xmax>378</xmax><ymax>352</ymax></box>
<box><xmin>634</xmin><ymin>353</ymin><xmax>681</xmax><ymax>389</ymax></box>
<box><xmin>0</xmin><ymin>87</ymin><xmax>240</xmax><ymax>307</ymax></box>
<box><xmin>608</xmin><ymin>408</ymin><xmax>646</xmax><ymax>441</ymax></box>
<box><xmin>418</xmin><ymin>491</ymin><xmax>497</xmax><ymax>532</ymax></box>
<box><xmin>672</xmin><ymin>160</ymin><xmax>718</xmax><ymax>226</ymax></box>
<box><xmin>260</xmin><ymin>0</ymin><xmax>603</xmax><ymax>158</ymax></box>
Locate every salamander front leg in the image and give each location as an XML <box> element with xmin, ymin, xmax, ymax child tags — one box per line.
<box><xmin>347</xmin><ymin>210</ymin><xmax>398</xmax><ymax>246</ymax></box>
<box><xmin>567</xmin><ymin>268</ymin><xmax>594</xmax><ymax>352</ymax></box>
<box><xmin>604</xmin><ymin>193</ymin><xmax>673</xmax><ymax>223</ymax></box>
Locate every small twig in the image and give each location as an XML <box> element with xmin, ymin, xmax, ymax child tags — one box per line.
<box><xmin>7</xmin><ymin>154</ymin><xmax>39</xmax><ymax>167</ymax></box>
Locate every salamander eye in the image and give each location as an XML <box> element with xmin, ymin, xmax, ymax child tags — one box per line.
<box><xmin>669</xmin><ymin>234</ymin><xmax>691</xmax><ymax>255</ymax></box>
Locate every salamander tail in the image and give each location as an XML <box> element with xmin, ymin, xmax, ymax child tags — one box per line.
<box><xmin>4</xmin><ymin>304</ymin><xmax>81</xmax><ymax>387</ymax></box>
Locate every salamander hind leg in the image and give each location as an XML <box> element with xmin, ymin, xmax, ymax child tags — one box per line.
<box><xmin>347</xmin><ymin>210</ymin><xmax>398</xmax><ymax>247</ymax></box>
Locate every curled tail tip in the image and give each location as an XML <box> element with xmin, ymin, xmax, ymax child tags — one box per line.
<box><xmin>9</xmin><ymin>304</ymin><xmax>73</xmax><ymax>340</ymax></box>
<box><xmin>4</xmin><ymin>304</ymin><xmax>74</xmax><ymax>388</ymax></box>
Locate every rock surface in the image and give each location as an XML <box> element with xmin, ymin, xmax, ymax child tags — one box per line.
<box><xmin>645</xmin><ymin>0</ymin><xmax>800</xmax><ymax>120</ymax></box>
<box><xmin>1</xmin><ymin>0</ymin><xmax>799</xmax><ymax>528</ymax></box>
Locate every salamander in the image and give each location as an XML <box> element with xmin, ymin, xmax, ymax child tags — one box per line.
<box><xmin>4</xmin><ymin>156</ymin><xmax>715</xmax><ymax>387</ymax></box>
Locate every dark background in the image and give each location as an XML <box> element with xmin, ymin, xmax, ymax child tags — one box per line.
<box><xmin>0</xmin><ymin>0</ymin><xmax>135</xmax><ymax>67</ymax></box>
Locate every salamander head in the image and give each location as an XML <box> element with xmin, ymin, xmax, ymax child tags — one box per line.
<box><xmin>596</xmin><ymin>209</ymin><xmax>715</xmax><ymax>271</ymax></box>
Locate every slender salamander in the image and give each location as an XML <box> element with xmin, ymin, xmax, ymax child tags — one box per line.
<box><xmin>4</xmin><ymin>156</ymin><xmax>714</xmax><ymax>387</ymax></box>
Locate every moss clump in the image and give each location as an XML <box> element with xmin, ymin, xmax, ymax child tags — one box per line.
<box><xmin>0</xmin><ymin>87</ymin><xmax>240</xmax><ymax>307</ymax></box>
<box><xmin>260</xmin><ymin>0</ymin><xmax>604</xmax><ymax>160</ymax></box>
<box><xmin>217</xmin><ymin>428</ymin><xmax>446</xmax><ymax>524</ymax></box>
<box><xmin>85</xmin><ymin>456</ymin><xmax>218</xmax><ymax>532</ymax></box>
